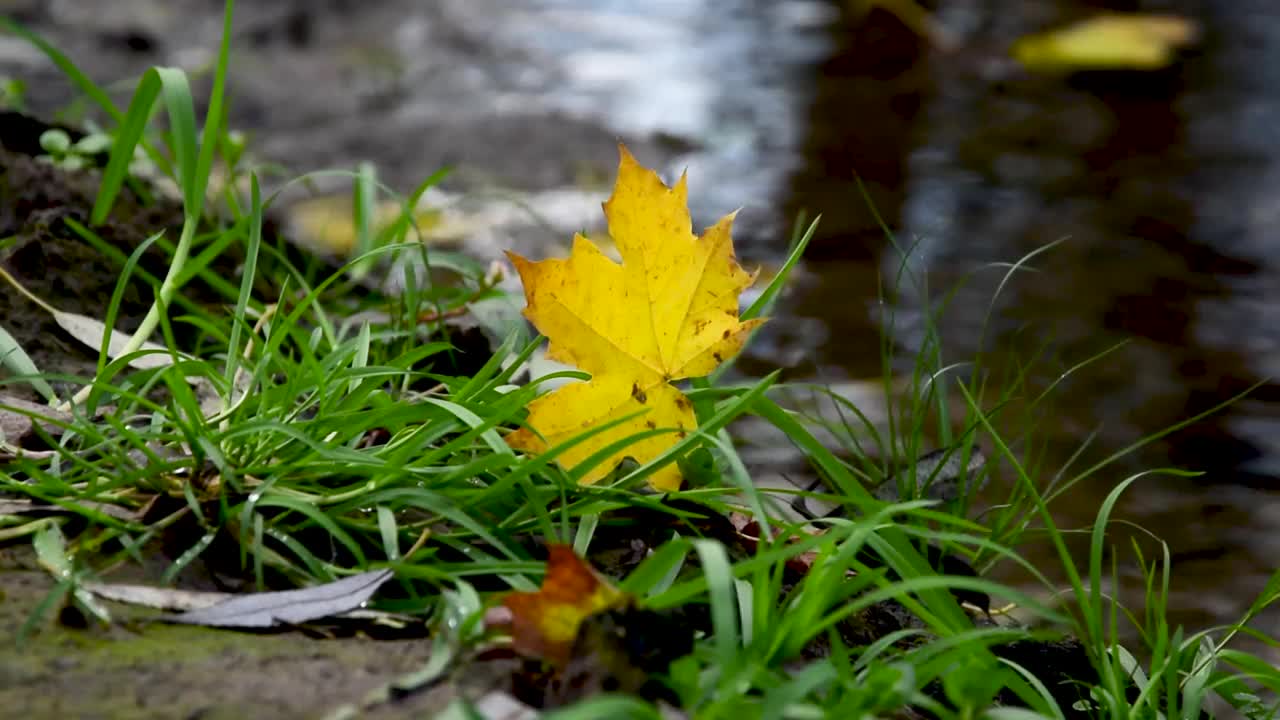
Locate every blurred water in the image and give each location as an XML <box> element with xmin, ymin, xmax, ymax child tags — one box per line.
<box><xmin>772</xmin><ymin>1</ymin><xmax>1280</xmax><ymax>640</ymax></box>
<box><xmin>490</xmin><ymin>0</ymin><xmax>836</xmax><ymax>241</ymax></box>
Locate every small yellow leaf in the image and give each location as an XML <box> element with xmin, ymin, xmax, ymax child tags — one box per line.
<box><xmin>1013</xmin><ymin>13</ymin><xmax>1200</xmax><ymax>73</ymax></box>
<box><xmin>287</xmin><ymin>195</ymin><xmax>443</xmax><ymax>257</ymax></box>
<box><xmin>506</xmin><ymin>145</ymin><xmax>764</xmax><ymax>491</ymax></box>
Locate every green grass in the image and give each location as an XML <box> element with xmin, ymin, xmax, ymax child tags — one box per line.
<box><xmin>2</xmin><ymin>2</ymin><xmax>1280</xmax><ymax>718</ymax></box>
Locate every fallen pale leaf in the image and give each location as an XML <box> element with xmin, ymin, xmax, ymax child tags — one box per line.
<box><xmin>54</xmin><ymin>311</ymin><xmax>186</xmax><ymax>371</ymax></box>
<box><xmin>160</xmin><ymin>569</ymin><xmax>394</xmax><ymax>628</ymax></box>
<box><xmin>54</xmin><ymin>311</ymin><xmax>224</xmax><ymax>417</ymax></box>
<box><xmin>0</xmin><ymin>394</ymin><xmax>69</xmax><ymax>442</ymax></box>
<box><xmin>84</xmin><ymin>581</ymin><xmax>239</xmax><ymax>612</ymax></box>
<box><xmin>0</xmin><ymin>498</ymin><xmax>137</xmax><ymax>522</ymax></box>
<box><xmin>0</xmin><ymin>499</ymin><xmax>39</xmax><ymax>516</ymax></box>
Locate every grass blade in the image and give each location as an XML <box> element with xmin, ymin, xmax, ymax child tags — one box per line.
<box><xmin>0</xmin><ymin>323</ymin><xmax>54</xmax><ymax>401</ymax></box>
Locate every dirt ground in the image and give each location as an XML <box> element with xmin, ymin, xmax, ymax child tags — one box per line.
<box><xmin>0</xmin><ymin>544</ymin><xmax>460</xmax><ymax>719</ymax></box>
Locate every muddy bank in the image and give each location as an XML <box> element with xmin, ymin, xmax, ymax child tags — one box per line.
<box><xmin>0</xmin><ymin>117</ymin><xmax>227</xmax><ymax>402</ymax></box>
<box><xmin>0</xmin><ymin>546</ymin><xmax>443</xmax><ymax>719</ymax></box>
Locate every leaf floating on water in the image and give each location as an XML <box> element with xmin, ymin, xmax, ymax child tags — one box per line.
<box><xmin>1013</xmin><ymin>13</ymin><xmax>1201</xmax><ymax>73</ymax></box>
<box><xmin>505</xmin><ymin>144</ymin><xmax>765</xmax><ymax>491</ymax></box>
<box><xmin>161</xmin><ymin>569</ymin><xmax>394</xmax><ymax>628</ymax></box>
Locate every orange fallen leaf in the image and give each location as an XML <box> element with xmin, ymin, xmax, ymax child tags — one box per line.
<box><xmin>505</xmin><ymin>145</ymin><xmax>765</xmax><ymax>491</ymax></box>
<box><xmin>499</xmin><ymin>544</ymin><xmax>631</xmax><ymax>667</ymax></box>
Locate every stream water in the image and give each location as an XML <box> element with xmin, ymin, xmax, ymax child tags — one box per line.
<box><xmin>5</xmin><ymin>0</ymin><xmax>1277</xmax><ymax>645</ymax></box>
<box><xmin>776</xmin><ymin>1</ymin><xmax>1280</xmax><ymax>640</ymax></box>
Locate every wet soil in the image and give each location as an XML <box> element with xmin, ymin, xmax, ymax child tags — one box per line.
<box><xmin>0</xmin><ymin>546</ymin><xmax>446</xmax><ymax>719</ymax></box>
<box><xmin>0</xmin><ymin>112</ymin><xmax>244</xmax><ymax>403</ymax></box>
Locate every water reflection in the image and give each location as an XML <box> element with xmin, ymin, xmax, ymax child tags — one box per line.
<box><xmin>779</xmin><ymin>3</ymin><xmax>1280</xmax><ymax>639</ymax></box>
<box><xmin>506</xmin><ymin>0</ymin><xmax>834</xmax><ymax>242</ymax></box>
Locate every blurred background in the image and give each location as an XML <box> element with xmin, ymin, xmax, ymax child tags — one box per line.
<box><xmin>2</xmin><ymin>0</ymin><xmax>1276</xmax><ymax>647</ymax></box>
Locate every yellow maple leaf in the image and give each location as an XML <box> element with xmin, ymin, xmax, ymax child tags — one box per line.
<box><xmin>505</xmin><ymin>145</ymin><xmax>765</xmax><ymax>491</ymax></box>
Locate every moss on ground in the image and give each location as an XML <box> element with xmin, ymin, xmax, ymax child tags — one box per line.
<box><xmin>0</xmin><ymin>549</ymin><xmax>439</xmax><ymax>719</ymax></box>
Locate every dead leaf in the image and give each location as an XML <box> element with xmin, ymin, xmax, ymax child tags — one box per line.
<box><xmin>0</xmin><ymin>499</ymin><xmax>37</xmax><ymax>516</ymax></box>
<box><xmin>1013</xmin><ymin>13</ymin><xmax>1200</xmax><ymax>73</ymax></box>
<box><xmin>159</xmin><ymin>569</ymin><xmax>394</xmax><ymax>628</ymax></box>
<box><xmin>54</xmin><ymin>311</ymin><xmax>184</xmax><ymax>371</ymax></box>
<box><xmin>0</xmin><ymin>498</ymin><xmax>138</xmax><ymax>522</ymax></box>
<box><xmin>505</xmin><ymin>145</ymin><xmax>765</xmax><ymax>490</ymax></box>
<box><xmin>287</xmin><ymin>194</ymin><xmax>445</xmax><ymax>257</ymax></box>
<box><xmin>84</xmin><ymin>581</ymin><xmax>235</xmax><ymax>612</ymax></box>
<box><xmin>0</xmin><ymin>394</ymin><xmax>69</xmax><ymax>442</ymax></box>
<box><xmin>0</xmin><ymin>446</ymin><xmax>56</xmax><ymax>461</ymax></box>
<box><xmin>730</xmin><ymin>512</ymin><xmax>825</xmax><ymax>577</ymax></box>
<box><xmin>83</xmin><ymin>577</ymin><xmax>414</xmax><ymax>630</ymax></box>
<box><xmin>53</xmin><ymin>311</ymin><xmax>224</xmax><ymax>417</ymax></box>
<box><xmin>496</xmin><ymin>545</ymin><xmax>631</xmax><ymax>667</ymax></box>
